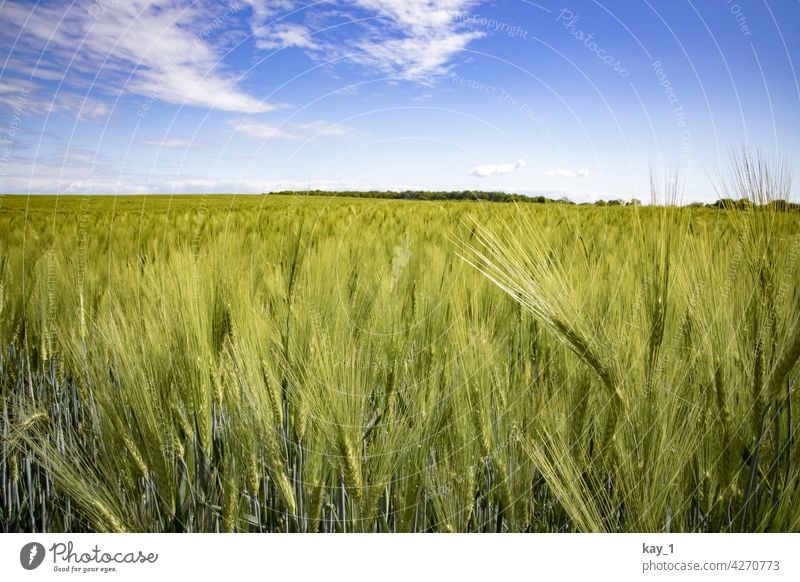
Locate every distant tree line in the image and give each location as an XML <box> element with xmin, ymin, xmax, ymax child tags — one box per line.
<box><xmin>264</xmin><ymin>190</ymin><xmax>799</xmax><ymax>211</ymax></box>
<box><xmin>271</xmin><ymin>189</ymin><xmax>567</xmax><ymax>203</ymax></box>
<box><xmin>707</xmin><ymin>198</ymin><xmax>800</xmax><ymax>212</ymax></box>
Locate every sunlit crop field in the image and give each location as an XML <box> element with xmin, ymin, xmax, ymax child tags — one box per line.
<box><xmin>1</xmin><ymin>184</ymin><xmax>799</xmax><ymax>532</ymax></box>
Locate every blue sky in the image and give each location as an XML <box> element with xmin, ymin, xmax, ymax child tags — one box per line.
<box><xmin>0</xmin><ymin>0</ymin><xmax>798</xmax><ymax>202</ymax></box>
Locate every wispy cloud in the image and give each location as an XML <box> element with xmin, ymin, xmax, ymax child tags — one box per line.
<box><xmin>0</xmin><ymin>155</ymin><xmax>401</xmax><ymax>194</ymax></box>
<box><xmin>49</xmin><ymin>93</ymin><xmax>111</xmax><ymax>121</ymax></box>
<box><xmin>0</xmin><ymin>79</ymin><xmax>111</xmax><ymax>121</ymax></box>
<box><xmin>543</xmin><ymin>168</ymin><xmax>590</xmax><ymax>178</ymax></box>
<box><xmin>348</xmin><ymin>0</ymin><xmax>484</xmax><ymax>78</ymax></box>
<box><xmin>246</xmin><ymin>0</ymin><xmax>484</xmax><ymax>79</ymax></box>
<box><xmin>141</xmin><ymin>138</ymin><xmax>203</xmax><ymax>149</ymax></box>
<box><xmin>230</xmin><ymin>119</ymin><xmax>354</xmax><ymax>141</ymax></box>
<box><xmin>295</xmin><ymin>121</ymin><xmax>354</xmax><ymax>137</ymax></box>
<box><xmin>471</xmin><ymin>159</ymin><xmax>526</xmax><ymax>177</ymax></box>
<box><xmin>229</xmin><ymin>120</ymin><xmax>299</xmax><ymax>140</ymax></box>
<box><xmin>0</xmin><ymin>1</ymin><xmax>275</xmax><ymax>115</ymax></box>
<box><xmin>253</xmin><ymin>23</ymin><xmax>319</xmax><ymax>50</ymax></box>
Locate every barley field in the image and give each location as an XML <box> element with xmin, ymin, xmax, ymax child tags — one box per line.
<box><xmin>1</xmin><ymin>163</ymin><xmax>799</xmax><ymax>532</ymax></box>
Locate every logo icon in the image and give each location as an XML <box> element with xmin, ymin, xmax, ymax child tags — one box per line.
<box><xmin>20</xmin><ymin>542</ymin><xmax>46</xmax><ymax>570</ymax></box>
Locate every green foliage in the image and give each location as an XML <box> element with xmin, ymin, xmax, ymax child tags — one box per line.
<box><xmin>282</xmin><ymin>189</ymin><xmax>555</xmax><ymax>203</ymax></box>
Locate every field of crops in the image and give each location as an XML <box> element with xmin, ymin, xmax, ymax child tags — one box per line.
<box><xmin>1</xmin><ymin>167</ymin><xmax>799</xmax><ymax>532</ymax></box>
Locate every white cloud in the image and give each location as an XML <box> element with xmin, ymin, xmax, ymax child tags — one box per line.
<box><xmin>243</xmin><ymin>0</ymin><xmax>299</xmax><ymax>21</ymax></box>
<box><xmin>352</xmin><ymin>30</ymin><xmax>483</xmax><ymax>79</ymax></box>
<box><xmin>254</xmin><ymin>23</ymin><xmax>318</xmax><ymax>50</ymax></box>
<box><xmin>247</xmin><ymin>0</ymin><xmax>483</xmax><ymax>79</ymax></box>
<box><xmin>296</xmin><ymin>121</ymin><xmax>354</xmax><ymax>137</ymax></box>
<box><xmin>230</xmin><ymin>119</ymin><xmax>354</xmax><ymax>141</ymax></box>
<box><xmin>0</xmin><ymin>79</ymin><xmax>110</xmax><ymax>121</ymax></box>
<box><xmin>346</xmin><ymin>0</ymin><xmax>484</xmax><ymax>78</ymax></box>
<box><xmin>333</xmin><ymin>85</ymin><xmax>359</xmax><ymax>96</ymax></box>
<box><xmin>543</xmin><ymin>168</ymin><xmax>590</xmax><ymax>178</ymax></box>
<box><xmin>358</xmin><ymin>0</ymin><xmax>473</xmax><ymax>33</ymax></box>
<box><xmin>230</xmin><ymin>120</ymin><xmax>299</xmax><ymax>140</ymax></box>
<box><xmin>141</xmin><ymin>138</ymin><xmax>202</xmax><ymax>149</ymax></box>
<box><xmin>0</xmin><ymin>159</ymin><xmax>405</xmax><ymax>194</ymax></box>
<box><xmin>471</xmin><ymin>159</ymin><xmax>526</xmax><ymax>177</ymax></box>
<box><xmin>0</xmin><ymin>1</ymin><xmax>275</xmax><ymax>114</ymax></box>
<box><xmin>0</xmin><ymin>152</ymin><xmax>129</xmax><ymax>194</ymax></box>
<box><xmin>48</xmin><ymin>93</ymin><xmax>111</xmax><ymax>121</ymax></box>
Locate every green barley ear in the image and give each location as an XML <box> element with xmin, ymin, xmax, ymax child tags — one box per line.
<box><xmin>9</xmin><ymin>453</ymin><xmax>19</xmax><ymax>484</ymax></box>
<box><xmin>263</xmin><ymin>431</ymin><xmax>298</xmax><ymax>516</ymax></box>
<box><xmin>751</xmin><ymin>327</ymin><xmax>765</xmax><ymax>438</ymax></box>
<box><xmin>222</xmin><ymin>457</ymin><xmax>239</xmax><ymax>532</ymax></box>
<box><xmin>713</xmin><ymin>358</ymin><xmax>740</xmax><ymax>502</ymax></box>
<box><xmin>247</xmin><ymin>453</ymin><xmax>261</xmax><ymax>494</ymax></box>
<box><xmin>461</xmin><ymin>221</ymin><xmax>627</xmax><ymax>417</ymax></box>
<box><xmin>337</xmin><ymin>432</ymin><xmax>363</xmax><ymax>508</ymax></box>
<box><xmin>521</xmin><ymin>432</ymin><xmax>607</xmax><ymax>532</ymax></box>
<box><xmin>123</xmin><ymin>435</ymin><xmax>149</xmax><ymax>479</ymax></box>
<box><xmin>766</xmin><ymin>332</ymin><xmax>800</xmax><ymax>404</ymax></box>
<box><xmin>306</xmin><ymin>480</ymin><xmax>325</xmax><ymax>533</ymax></box>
